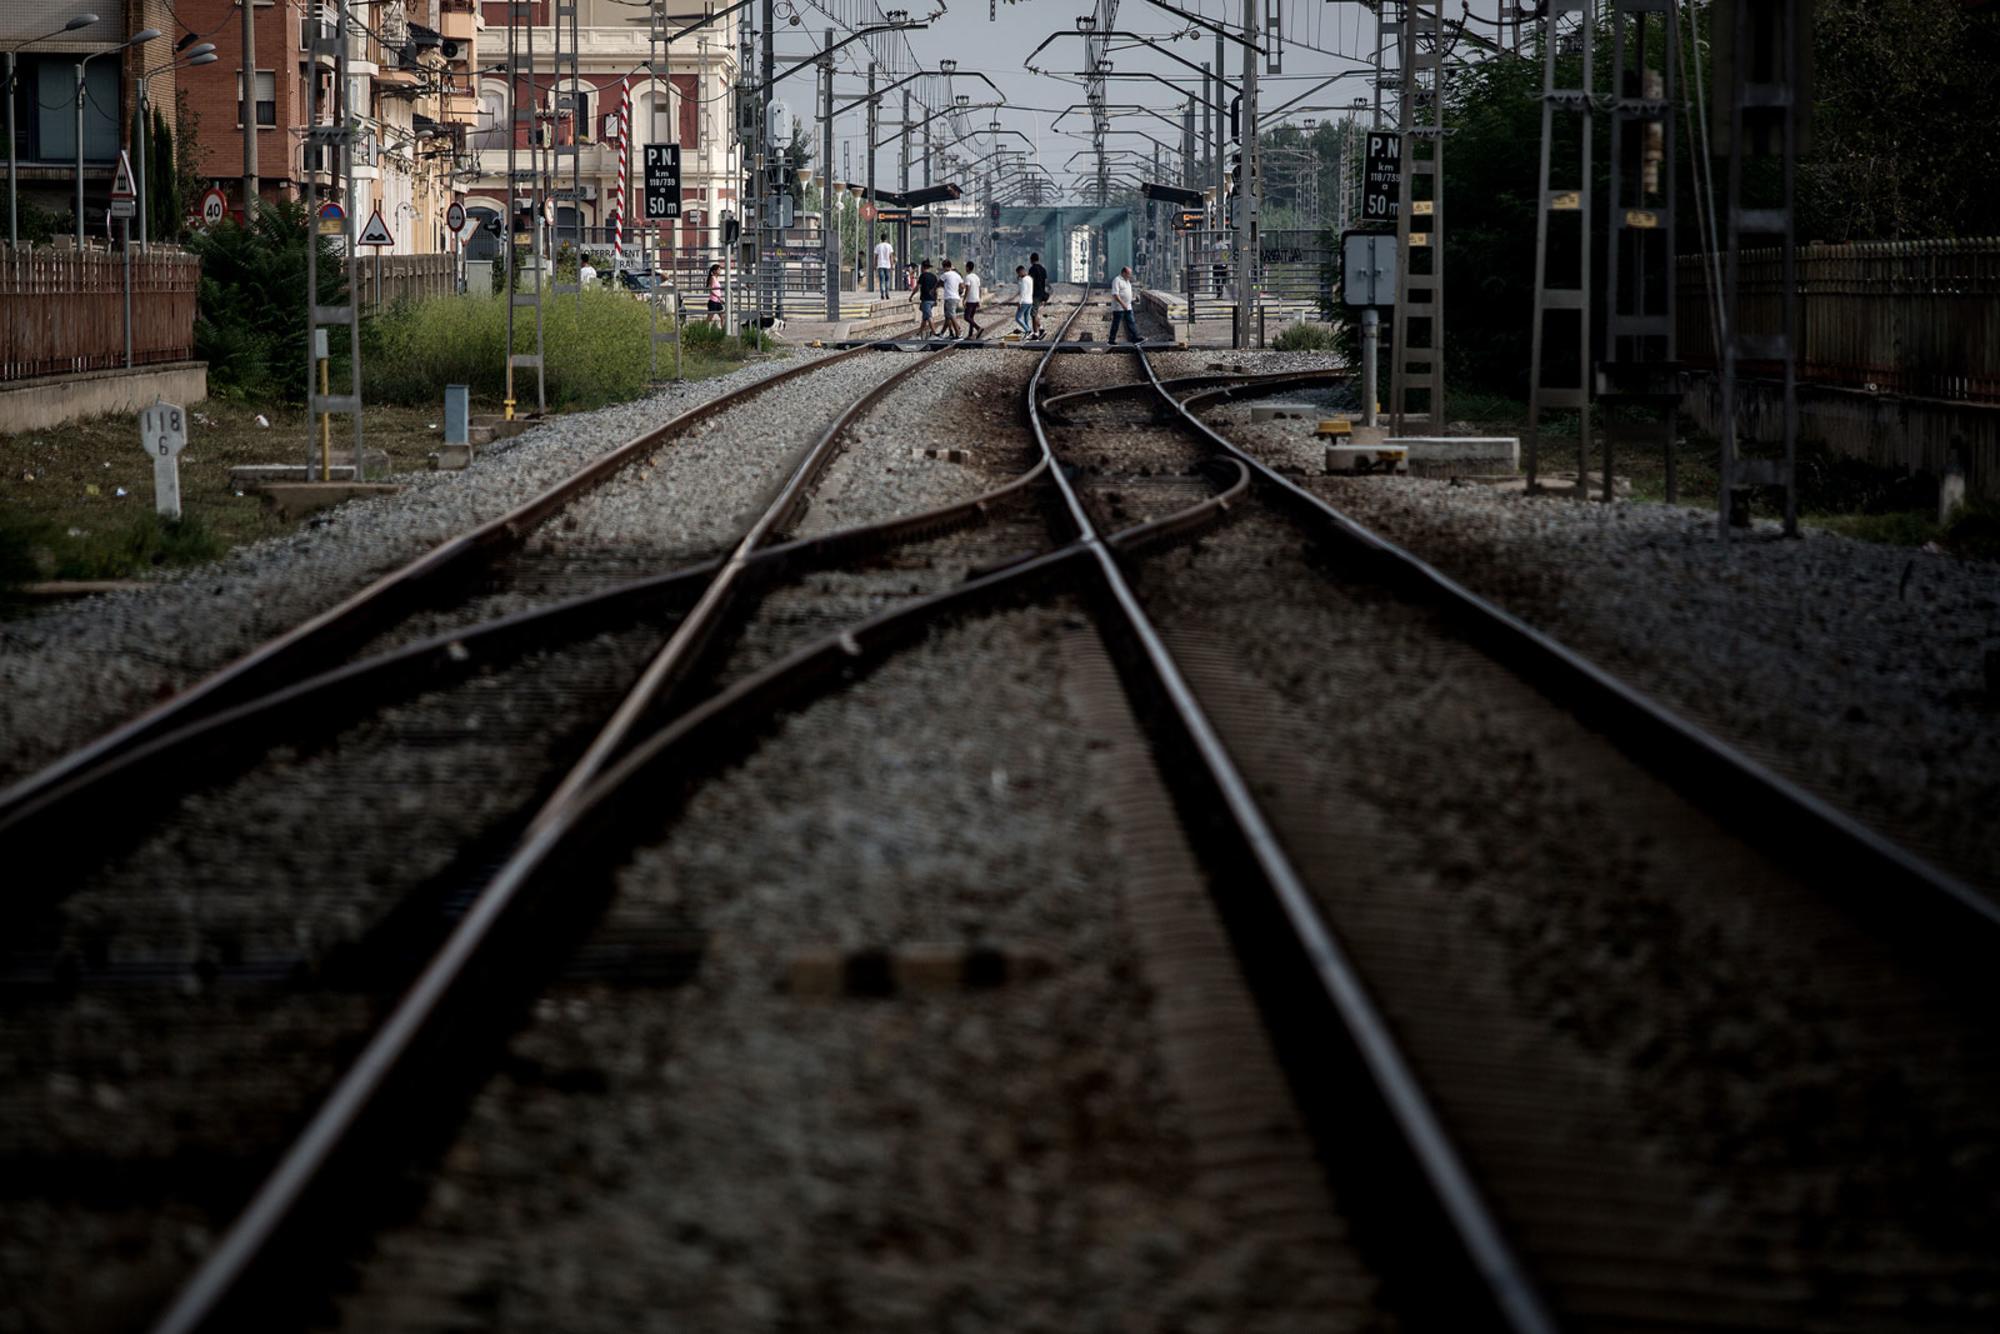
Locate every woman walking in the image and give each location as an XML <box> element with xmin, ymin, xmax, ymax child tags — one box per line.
<box><xmin>705</xmin><ymin>263</ymin><xmax>725</xmax><ymax>326</ymax></box>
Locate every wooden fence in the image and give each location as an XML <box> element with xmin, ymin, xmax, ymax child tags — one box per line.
<box><xmin>346</xmin><ymin>253</ymin><xmax>459</xmax><ymax>310</ymax></box>
<box><xmin>1678</xmin><ymin>237</ymin><xmax>2000</xmax><ymax>404</ymax></box>
<box><xmin>0</xmin><ymin>245</ymin><xmax>201</xmax><ymax>382</ymax></box>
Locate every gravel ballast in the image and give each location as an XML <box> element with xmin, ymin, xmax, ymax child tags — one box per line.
<box><xmin>0</xmin><ymin>354</ymin><xmax>840</xmax><ymax>789</ymax></box>
<box><xmin>1205</xmin><ymin>392</ymin><xmax>2000</xmax><ymax>892</ymax></box>
<box><xmin>329</xmin><ymin>606</ymin><xmax>1378</xmax><ymax>1333</ymax></box>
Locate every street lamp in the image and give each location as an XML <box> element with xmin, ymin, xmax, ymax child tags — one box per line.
<box><xmin>135</xmin><ymin>45</ymin><xmax>217</xmax><ymax>247</ymax></box>
<box><xmin>77</xmin><ymin>26</ymin><xmax>162</xmax><ymax>247</ymax></box>
<box><xmin>7</xmin><ymin>12</ymin><xmax>99</xmax><ymax>246</ymax></box>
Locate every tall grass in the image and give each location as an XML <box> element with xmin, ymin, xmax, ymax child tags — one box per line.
<box><xmin>366</xmin><ymin>289</ymin><xmax>654</xmax><ymax>409</ymax></box>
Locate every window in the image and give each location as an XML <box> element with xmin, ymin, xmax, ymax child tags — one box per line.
<box><xmin>236</xmin><ymin>71</ymin><xmax>277</xmax><ymax>128</ymax></box>
<box><xmin>473</xmin><ymin>83</ymin><xmax>507</xmax><ymax>149</ymax></box>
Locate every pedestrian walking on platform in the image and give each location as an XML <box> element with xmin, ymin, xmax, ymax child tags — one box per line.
<box><xmin>938</xmin><ymin>259</ymin><xmax>965</xmax><ymax>339</ymax></box>
<box><xmin>911</xmin><ymin>259</ymin><xmax>940</xmax><ymax>338</ymax></box>
<box><xmin>1028</xmin><ymin>252</ymin><xmax>1050</xmax><ymax>340</ymax></box>
<box><xmin>1014</xmin><ymin>265</ymin><xmax>1034</xmax><ymax>337</ymax></box>
<box><xmin>706</xmin><ymin>263</ymin><xmax>725</xmax><ymax>326</ymax></box>
<box><xmin>963</xmin><ymin>262</ymin><xmax>984</xmax><ymax>339</ymax></box>
<box><xmin>873</xmin><ymin>233</ymin><xmax>895</xmax><ymax>294</ymax></box>
<box><xmin>1109</xmin><ymin>266</ymin><xmax>1139</xmax><ymax>344</ymax></box>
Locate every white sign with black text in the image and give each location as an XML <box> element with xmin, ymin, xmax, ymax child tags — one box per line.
<box><xmin>644</xmin><ymin>144</ymin><xmax>682</xmax><ymax>220</ymax></box>
<box><xmin>138</xmin><ymin>400</ymin><xmax>188</xmax><ymax>520</ymax></box>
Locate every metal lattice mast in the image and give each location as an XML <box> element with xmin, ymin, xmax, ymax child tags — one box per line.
<box><xmin>1525</xmin><ymin>0</ymin><xmax>1593</xmax><ymax>488</ymax></box>
<box><xmin>504</xmin><ymin>0</ymin><xmax>545</xmax><ymax>418</ymax></box>
<box><xmin>1717</xmin><ymin>0</ymin><xmax>1804</xmax><ymax>536</ymax></box>
<box><xmin>304</xmin><ymin>0</ymin><xmax>365</xmax><ymax>478</ymax></box>
<box><xmin>1601</xmin><ymin>0</ymin><xmax>1680</xmax><ymax>503</ymax></box>
<box><xmin>552</xmin><ymin>0</ymin><xmax>581</xmax><ymax>314</ymax></box>
<box><xmin>1389</xmin><ymin>0</ymin><xmax>1444</xmax><ymax>431</ymax></box>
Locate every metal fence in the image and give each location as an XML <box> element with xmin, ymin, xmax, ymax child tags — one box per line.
<box><xmin>347</xmin><ymin>254</ymin><xmax>459</xmax><ymax>310</ymax></box>
<box><xmin>1678</xmin><ymin>237</ymin><xmax>2000</xmax><ymax>404</ymax></box>
<box><xmin>0</xmin><ymin>244</ymin><xmax>200</xmax><ymax>382</ymax></box>
<box><xmin>1178</xmin><ymin>227</ymin><xmax>1333</xmax><ymax>342</ymax></box>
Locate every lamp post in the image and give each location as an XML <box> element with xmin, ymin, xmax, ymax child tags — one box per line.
<box><xmin>135</xmin><ymin>44</ymin><xmax>216</xmax><ymax>247</ymax></box>
<box><xmin>77</xmin><ymin>27</ymin><xmax>161</xmax><ymax>247</ymax></box>
<box><xmin>7</xmin><ymin>13</ymin><xmax>99</xmax><ymax>247</ymax></box>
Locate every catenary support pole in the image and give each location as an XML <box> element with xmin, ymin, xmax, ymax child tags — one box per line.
<box><xmin>865</xmin><ymin>62</ymin><xmax>877</xmax><ymax>291</ymax></box>
<box><xmin>761</xmin><ymin>0</ymin><xmax>776</xmax><ymax>322</ymax></box>
<box><xmin>823</xmin><ymin>29</ymin><xmax>836</xmax><ymax>322</ymax></box>
<box><xmin>241</xmin><ymin>0</ymin><xmax>257</xmax><ymax>215</ymax></box>
<box><xmin>1233</xmin><ymin>0</ymin><xmax>1258</xmax><ymax>348</ymax></box>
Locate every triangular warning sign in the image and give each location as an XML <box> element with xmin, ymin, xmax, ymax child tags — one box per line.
<box><xmin>357</xmin><ymin>208</ymin><xmax>394</xmax><ymax>246</ymax></box>
<box><xmin>110</xmin><ymin>150</ymin><xmax>137</xmax><ymax>201</ymax></box>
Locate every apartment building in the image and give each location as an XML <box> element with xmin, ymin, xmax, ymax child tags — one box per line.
<box><xmin>461</xmin><ymin>0</ymin><xmax>740</xmax><ymax>265</ymax></box>
<box><xmin>178</xmin><ymin>0</ymin><xmax>482</xmax><ymax>253</ymax></box>
<box><xmin>3</xmin><ymin>1</ymin><xmax>174</xmax><ymax>234</ymax></box>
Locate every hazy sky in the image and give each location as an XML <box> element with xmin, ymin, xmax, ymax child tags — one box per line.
<box><xmin>765</xmin><ymin>0</ymin><xmax>1524</xmax><ymax>197</ymax></box>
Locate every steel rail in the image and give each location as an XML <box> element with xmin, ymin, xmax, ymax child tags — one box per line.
<box><xmin>1155</xmin><ymin>356</ymin><xmax>2000</xmax><ymax>938</ymax></box>
<box><xmin>1027</xmin><ymin>315</ymin><xmax>1561</xmax><ymax>1332</ymax></box>
<box><xmin>0</xmin><ymin>304</ymin><xmax>1137</xmax><ymax>885</ymax></box>
<box><xmin>0</xmin><ymin>339</ymin><xmax>909</xmax><ymax>830</ymax></box>
<box><xmin>143</xmin><ymin>291</ymin><xmax>1249</xmax><ymax>1331</ymax></box>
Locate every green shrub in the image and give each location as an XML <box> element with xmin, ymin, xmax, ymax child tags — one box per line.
<box><xmin>1272</xmin><ymin>320</ymin><xmax>1340</xmax><ymax>352</ymax></box>
<box><xmin>186</xmin><ymin>199</ymin><xmax>344</xmax><ymax>401</ymax></box>
<box><xmin>365</xmin><ymin>288</ymin><xmax>652</xmax><ymax>409</ymax></box>
<box><xmin>681</xmin><ymin>321</ymin><xmax>728</xmax><ymax>355</ymax></box>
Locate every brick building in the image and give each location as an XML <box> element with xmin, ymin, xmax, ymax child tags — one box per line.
<box><xmin>175</xmin><ymin>0</ymin><xmax>482</xmax><ymax>253</ymax></box>
<box><xmin>460</xmin><ymin>0</ymin><xmax>740</xmax><ymax>271</ymax></box>
<box><xmin>3</xmin><ymin>1</ymin><xmax>176</xmax><ymax>238</ymax></box>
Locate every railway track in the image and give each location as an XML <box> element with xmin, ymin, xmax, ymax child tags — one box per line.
<box><xmin>1052</xmin><ymin>330</ymin><xmax>2000</xmax><ymax>1327</ymax></box>
<box><xmin>4</xmin><ymin>291</ymin><xmax>1995</xmax><ymax>1330</ymax></box>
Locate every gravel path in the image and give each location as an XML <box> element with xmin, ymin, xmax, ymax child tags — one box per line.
<box><xmin>0</xmin><ymin>353</ymin><xmax>837</xmax><ymax>789</ymax></box>
<box><xmin>1204</xmin><ymin>393</ymin><xmax>2000</xmax><ymax>893</ymax></box>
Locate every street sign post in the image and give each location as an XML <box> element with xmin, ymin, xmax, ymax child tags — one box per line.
<box><xmin>198</xmin><ymin>186</ymin><xmax>228</xmax><ymax>228</ymax></box>
<box><xmin>138</xmin><ymin>400</ymin><xmax>188</xmax><ymax>520</ymax></box>
<box><xmin>358</xmin><ymin>209</ymin><xmax>393</xmax><ymax>306</ymax></box>
<box><xmin>446</xmin><ymin>201</ymin><xmax>466</xmax><ymax>233</ymax></box>
<box><xmin>1363</xmin><ymin>131</ymin><xmax>1401</xmax><ymax>222</ymax></box>
<box><xmin>1342</xmin><ymin>229</ymin><xmax>1399</xmax><ymax>430</ymax></box>
<box><xmin>108</xmin><ymin>151</ymin><xmax>137</xmax><ymax>221</ymax></box>
<box><xmin>644</xmin><ymin>144</ymin><xmax>682</xmax><ymax>220</ymax></box>
<box><xmin>316</xmin><ymin>201</ymin><xmax>346</xmax><ymax>236</ymax></box>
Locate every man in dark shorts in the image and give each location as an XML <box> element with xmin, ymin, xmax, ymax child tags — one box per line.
<box><xmin>1027</xmin><ymin>252</ymin><xmax>1050</xmax><ymax>339</ymax></box>
<box><xmin>909</xmin><ymin>259</ymin><xmax>940</xmax><ymax>338</ymax></box>
<box><xmin>962</xmin><ymin>261</ymin><xmax>984</xmax><ymax>339</ymax></box>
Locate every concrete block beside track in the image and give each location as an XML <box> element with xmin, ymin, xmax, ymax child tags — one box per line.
<box><xmin>259</xmin><ymin>482</ymin><xmax>403</xmax><ymax>518</ymax></box>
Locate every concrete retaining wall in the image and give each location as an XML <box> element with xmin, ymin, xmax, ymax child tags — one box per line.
<box><xmin>0</xmin><ymin>362</ymin><xmax>209</xmax><ymax>434</ymax></box>
<box><xmin>1682</xmin><ymin>374</ymin><xmax>1999</xmax><ymax>501</ymax></box>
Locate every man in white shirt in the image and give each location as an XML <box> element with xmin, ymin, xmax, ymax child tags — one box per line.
<box><xmin>1109</xmin><ymin>266</ymin><xmax>1139</xmax><ymax>345</ymax></box>
<box><xmin>962</xmin><ymin>261</ymin><xmax>984</xmax><ymax>339</ymax></box>
<box><xmin>578</xmin><ymin>257</ymin><xmax>597</xmax><ymax>289</ymax></box>
<box><xmin>938</xmin><ymin>259</ymin><xmax>965</xmax><ymax>338</ymax></box>
<box><xmin>872</xmin><ymin>233</ymin><xmax>895</xmax><ymax>295</ymax></box>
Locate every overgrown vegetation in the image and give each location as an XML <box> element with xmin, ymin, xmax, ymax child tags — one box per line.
<box><xmin>186</xmin><ymin>200</ymin><xmax>345</xmax><ymax>402</ymax></box>
<box><xmin>1272</xmin><ymin>320</ymin><xmax>1340</xmax><ymax>352</ymax></box>
<box><xmin>365</xmin><ymin>289</ymin><xmax>651</xmax><ymax>408</ymax></box>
